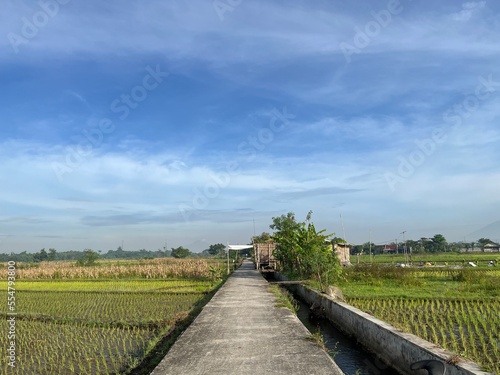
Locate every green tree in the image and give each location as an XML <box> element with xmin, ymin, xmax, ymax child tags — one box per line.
<box><xmin>48</xmin><ymin>248</ymin><xmax>57</xmax><ymax>261</ymax></box>
<box><xmin>207</xmin><ymin>243</ymin><xmax>226</xmax><ymax>257</ymax></box>
<box><xmin>419</xmin><ymin>237</ymin><xmax>433</xmax><ymax>253</ymax></box>
<box><xmin>431</xmin><ymin>234</ymin><xmax>447</xmax><ymax>253</ymax></box>
<box><xmin>350</xmin><ymin>242</ymin><xmax>374</xmax><ymax>255</ymax></box>
<box><xmin>270</xmin><ymin>212</ymin><xmax>302</xmax><ymax>273</ymax></box>
<box><xmin>298</xmin><ymin>216</ymin><xmax>340</xmax><ymax>289</ymax></box>
<box><xmin>252</xmin><ymin>232</ymin><xmax>272</xmax><ymax>243</ymax></box>
<box><xmin>34</xmin><ymin>248</ymin><xmax>48</xmax><ymax>262</ymax></box>
<box><xmin>351</xmin><ymin>244</ymin><xmax>363</xmax><ymax>255</ymax></box>
<box><xmin>361</xmin><ymin>242</ymin><xmax>376</xmax><ymax>254</ymax></box>
<box><xmin>270</xmin><ymin>211</ymin><xmax>342</xmax><ymax>289</ymax></box>
<box><xmin>171</xmin><ymin>246</ymin><xmax>191</xmax><ymax>258</ymax></box>
<box><xmin>331</xmin><ymin>237</ymin><xmax>347</xmax><ymax>244</ymax></box>
<box><xmin>447</xmin><ymin>242</ymin><xmax>462</xmax><ymax>253</ymax></box>
<box><xmin>76</xmin><ymin>249</ymin><xmax>100</xmax><ymax>266</ymax></box>
<box><xmin>404</xmin><ymin>240</ymin><xmax>417</xmax><ymax>254</ymax></box>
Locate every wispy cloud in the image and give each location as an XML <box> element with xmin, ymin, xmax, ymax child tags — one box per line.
<box><xmin>0</xmin><ymin>216</ymin><xmax>50</xmax><ymax>225</ymax></box>
<box><xmin>1</xmin><ymin>1</ymin><xmax>500</xmax><ymax>251</ymax></box>
<box><xmin>268</xmin><ymin>186</ymin><xmax>363</xmax><ymax>202</ymax></box>
<box><xmin>451</xmin><ymin>1</ymin><xmax>486</xmax><ymax>22</ymax></box>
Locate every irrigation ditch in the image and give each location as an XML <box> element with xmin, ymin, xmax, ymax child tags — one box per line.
<box><xmin>263</xmin><ymin>273</ymin><xmax>400</xmax><ymax>375</ymax></box>
<box><xmin>294</xmin><ymin>297</ymin><xmax>401</xmax><ymax>375</ymax></box>
<box><xmin>264</xmin><ymin>272</ymin><xmax>492</xmax><ymax>375</ymax></box>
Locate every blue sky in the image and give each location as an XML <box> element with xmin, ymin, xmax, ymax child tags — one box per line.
<box><xmin>1</xmin><ymin>0</ymin><xmax>500</xmax><ymax>253</ymax></box>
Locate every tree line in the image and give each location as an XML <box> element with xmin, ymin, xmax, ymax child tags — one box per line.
<box><xmin>0</xmin><ymin>243</ymin><xmax>241</xmax><ymax>263</ymax></box>
<box><xmin>350</xmin><ymin>236</ymin><xmax>498</xmax><ymax>255</ymax></box>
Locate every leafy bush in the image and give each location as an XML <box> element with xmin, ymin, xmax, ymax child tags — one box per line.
<box><xmin>270</xmin><ymin>211</ymin><xmax>343</xmax><ymax>289</ymax></box>
<box><xmin>75</xmin><ymin>249</ymin><xmax>100</xmax><ymax>267</ymax></box>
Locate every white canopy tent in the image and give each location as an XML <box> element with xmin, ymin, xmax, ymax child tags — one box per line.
<box><xmin>226</xmin><ymin>245</ymin><xmax>253</xmax><ymax>251</ymax></box>
<box><xmin>225</xmin><ymin>244</ymin><xmax>253</xmax><ymax>273</ymax></box>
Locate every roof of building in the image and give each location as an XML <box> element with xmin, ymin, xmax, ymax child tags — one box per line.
<box><xmin>484</xmin><ymin>242</ymin><xmax>500</xmax><ymax>247</ymax></box>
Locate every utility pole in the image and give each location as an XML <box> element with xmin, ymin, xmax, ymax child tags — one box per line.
<box><xmin>401</xmin><ymin>231</ymin><xmax>407</xmax><ymax>265</ymax></box>
<box><xmin>227</xmin><ymin>242</ymin><xmax>230</xmax><ymax>275</ymax></box>
<box><xmin>369</xmin><ymin>231</ymin><xmax>372</xmax><ymax>264</ymax></box>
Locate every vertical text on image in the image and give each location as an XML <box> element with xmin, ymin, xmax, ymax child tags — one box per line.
<box><xmin>6</xmin><ymin>261</ymin><xmax>17</xmax><ymax>368</ymax></box>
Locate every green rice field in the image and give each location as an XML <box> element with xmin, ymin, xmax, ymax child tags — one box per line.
<box><xmin>1</xmin><ymin>259</ymin><xmax>227</xmax><ymax>375</ymax></box>
<box><xmin>338</xmin><ymin>264</ymin><xmax>500</xmax><ymax>374</ymax></box>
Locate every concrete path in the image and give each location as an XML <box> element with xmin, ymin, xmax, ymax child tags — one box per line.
<box><xmin>151</xmin><ymin>260</ymin><xmax>344</xmax><ymax>375</ymax></box>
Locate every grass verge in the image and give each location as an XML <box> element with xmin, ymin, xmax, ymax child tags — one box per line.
<box><xmin>268</xmin><ymin>284</ymin><xmax>298</xmax><ymax>314</ymax></box>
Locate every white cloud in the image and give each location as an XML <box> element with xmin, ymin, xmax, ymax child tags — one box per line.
<box><xmin>451</xmin><ymin>1</ymin><xmax>486</xmax><ymax>22</ymax></box>
<box><xmin>2</xmin><ymin>1</ymin><xmax>500</xmax><ymax>252</ymax></box>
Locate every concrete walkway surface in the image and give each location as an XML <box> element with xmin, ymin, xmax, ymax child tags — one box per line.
<box><xmin>150</xmin><ymin>260</ymin><xmax>344</xmax><ymax>375</ymax></box>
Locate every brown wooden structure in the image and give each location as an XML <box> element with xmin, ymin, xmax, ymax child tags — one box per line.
<box><xmin>332</xmin><ymin>242</ymin><xmax>351</xmax><ymax>266</ymax></box>
<box><xmin>253</xmin><ymin>242</ymin><xmax>277</xmax><ymax>270</ymax></box>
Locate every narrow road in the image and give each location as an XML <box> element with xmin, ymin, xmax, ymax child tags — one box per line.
<box><xmin>151</xmin><ymin>260</ymin><xmax>344</xmax><ymax>375</ymax></box>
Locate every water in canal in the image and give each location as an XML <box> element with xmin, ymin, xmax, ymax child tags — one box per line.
<box><xmin>293</xmin><ymin>295</ymin><xmax>402</xmax><ymax>375</ymax></box>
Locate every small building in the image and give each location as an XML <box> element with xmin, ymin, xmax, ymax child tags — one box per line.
<box><xmin>332</xmin><ymin>242</ymin><xmax>351</xmax><ymax>266</ymax></box>
<box><xmin>483</xmin><ymin>242</ymin><xmax>500</xmax><ymax>252</ymax></box>
<box><xmin>383</xmin><ymin>244</ymin><xmax>398</xmax><ymax>254</ymax></box>
<box><xmin>253</xmin><ymin>242</ymin><xmax>277</xmax><ymax>270</ymax></box>
<box><xmin>463</xmin><ymin>241</ymin><xmax>500</xmax><ymax>252</ymax></box>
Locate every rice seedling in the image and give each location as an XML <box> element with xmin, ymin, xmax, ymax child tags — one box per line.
<box><xmin>14</xmin><ymin>279</ymin><xmax>214</xmax><ymax>292</ymax></box>
<box><xmin>341</xmin><ymin>265</ymin><xmax>500</xmax><ymax>373</ymax></box>
<box><xmin>0</xmin><ymin>319</ymin><xmax>154</xmax><ymax>375</ymax></box>
<box><xmin>10</xmin><ymin>290</ymin><xmax>202</xmax><ymax>326</ymax></box>
<box><xmin>0</xmin><ymin>258</ymin><xmax>226</xmax><ymax>374</ymax></box>
<box><xmin>347</xmin><ymin>297</ymin><xmax>500</xmax><ymax>374</ymax></box>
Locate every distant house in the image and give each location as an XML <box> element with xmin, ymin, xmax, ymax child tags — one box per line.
<box><xmin>463</xmin><ymin>241</ymin><xmax>500</xmax><ymax>252</ymax></box>
<box><xmin>383</xmin><ymin>244</ymin><xmax>398</xmax><ymax>254</ymax></box>
<box><xmin>483</xmin><ymin>242</ymin><xmax>500</xmax><ymax>252</ymax></box>
<box><xmin>332</xmin><ymin>242</ymin><xmax>351</xmax><ymax>266</ymax></box>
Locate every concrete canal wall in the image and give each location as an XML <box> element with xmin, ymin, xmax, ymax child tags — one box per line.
<box><xmin>285</xmin><ymin>282</ymin><xmax>492</xmax><ymax>375</ymax></box>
